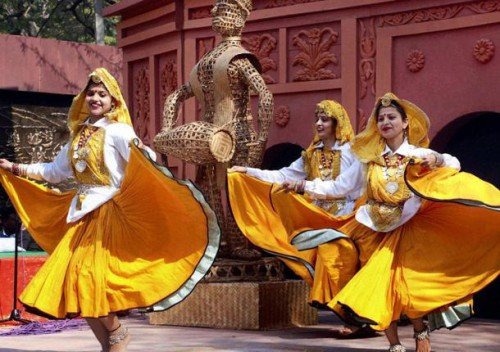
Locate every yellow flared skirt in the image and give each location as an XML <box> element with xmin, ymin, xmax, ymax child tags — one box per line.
<box><xmin>329</xmin><ymin>165</ymin><xmax>500</xmax><ymax>331</ymax></box>
<box><xmin>0</xmin><ymin>143</ymin><xmax>220</xmax><ymax>318</ymax></box>
<box><xmin>228</xmin><ymin>172</ymin><xmax>358</xmax><ymax>304</ymax></box>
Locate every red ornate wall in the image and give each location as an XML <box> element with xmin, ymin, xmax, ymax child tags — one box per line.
<box><xmin>104</xmin><ymin>0</ymin><xmax>500</xmax><ymax>179</ymax></box>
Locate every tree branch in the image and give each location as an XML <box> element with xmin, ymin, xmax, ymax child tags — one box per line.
<box><xmin>36</xmin><ymin>2</ymin><xmax>64</xmax><ymax>37</ymax></box>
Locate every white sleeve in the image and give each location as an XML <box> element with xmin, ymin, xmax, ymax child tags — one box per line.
<box><xmin>111</xmin><ymin>124</ymin><xmax>137</xmax><ymax>162</ymax></box>
<box><xmin>412</xmin><ymin>148</ymin><xmax>461</xmax><ymax>170</ymax></box>
<box><xmin>25</xmin><ymin>143</ymin><xmax>74</xmax><ymax>183</ymax></box>
<box><xmin>304</xmin><ymin>159</ymin><xmax>365</xmax><ymax>200</ymax></box>
<box><xmin>111</xmin><ymin>124</ymin><xmax>156</xmax><ymax>162</ymax></box>
<box><xmin>246</xmin><ymin>157</ymin><xmax>307</xmax><ymax>184</ymax></box>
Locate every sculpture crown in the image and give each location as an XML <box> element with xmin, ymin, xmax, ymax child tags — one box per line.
<box><xmin>216</xmin><ymin>0</ymin><xmax>253</xmax><ymax>17</ymax></box>
<box><xmin>235</xmin><ymin>0</ymin><xmax>253</xmax><ymax>15</ymax></box>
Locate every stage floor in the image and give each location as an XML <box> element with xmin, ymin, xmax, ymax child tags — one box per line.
<box><xmin>0</xmin><ymin>311</ymin><xmax>498</xmax><ymax>351</ymax></box>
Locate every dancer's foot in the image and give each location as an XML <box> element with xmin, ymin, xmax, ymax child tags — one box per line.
<box><xmin>414</xmin><ymin>326</ymin><xmax>431</xmax><ymax>352</ymax></box>
<box><xmin>334</xmin><ymin>325</ymin><xmax>378</xmax><ymax>339</ymax></box>
<box><xmin>109</xmin><ymin>324</ymin><xmax>130</xmax><ymax>352</ymax></box>
<box><xmin>388</xmin><ymin>344</ymin><xmax>406</xmax><ymax>352</ymax></box>
<box><xmin>86</xmin><ymin>318</ymin><xmax>109</xmax><ymax>352</ymax></box>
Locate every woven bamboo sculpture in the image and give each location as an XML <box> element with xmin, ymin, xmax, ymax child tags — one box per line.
<box><xmin>154</xmin><ymin>0</ymin><xmax>273</xmax><ymax>259</ymax></box>
<box><xmin>155</xmin><ymin>121</ymin><xmax>236</xmax><ymax>164</ymax></box>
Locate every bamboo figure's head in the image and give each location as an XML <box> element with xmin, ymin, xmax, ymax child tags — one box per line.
<box><xmin>211</xmin><ymin>0</ymin><xmax>252</xmax><ymax>38</ymax></box>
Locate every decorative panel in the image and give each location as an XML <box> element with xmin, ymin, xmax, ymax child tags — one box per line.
<box><xmin>287</xmin><ymin>23</ymin><xmax>341</xmax><ymax>82</ymax></box>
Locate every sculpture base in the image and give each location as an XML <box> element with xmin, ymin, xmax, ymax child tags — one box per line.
<box><xmin>149</xmin><ymin>280</ymin><xmax>317</xmax><ymax>330</ymax></box>
<box><xmin>203</xmin><ymin>257</ymin><xmax>285</xmax><ymax>282</ymax></box>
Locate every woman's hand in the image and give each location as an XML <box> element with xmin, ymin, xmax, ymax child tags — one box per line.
<box><xmin>0</xmin><ymin>159</ymin><xmax>13</xmax><ymax>172</ymax></box>
<box><xmin>421</xmin><ymin>153</ymin><xmax>444</xmax><ymax>169</ymax></box>
<box><xmin>279</xmin><ymin>180</ymin><xmax>306</xmax><ymax>194</ymax></box>
<box><xmin>279</xmin><ymin>180</ymin><xmax>295</xmax><ymax>192</ymax></box>
<box><xmin>228</xmin><ymin>166</ymin><xmax>247</xmax><ymax>173</ymax></box>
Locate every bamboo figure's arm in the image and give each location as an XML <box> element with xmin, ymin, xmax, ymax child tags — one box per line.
<box><xmin>160</xmin><ymin>83</ymin><xmax>194</xmax><ymax>132</ymax></box>
<box><xmin>234</xmin><ymin>58</ymin><xmax>274</xmax><ymax>166</ymax></box>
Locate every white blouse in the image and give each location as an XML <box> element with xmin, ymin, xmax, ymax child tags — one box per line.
<box><xmin>246</xmin><ymin>141</ymin><xmax>363</xmax><ymax>216</ymax></box>
<box><xmin>354</xmin><ymin>140</ymin><xmax>460</xmax><ymax>232</ymax></box>
<box><xmin>25</xmin><ymin>118</ymin><xmax>155</xmax><ymax>223</ymax></box>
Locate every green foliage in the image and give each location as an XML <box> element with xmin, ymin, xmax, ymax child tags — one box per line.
<box><xmin>0</xmin><ymin>0</ymin><xmax>119</xmax><ymax>45</ymax></box>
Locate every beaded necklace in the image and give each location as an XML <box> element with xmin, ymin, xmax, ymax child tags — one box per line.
<box><xmin>381</xmin><ymin>153</ymin><xmax>406</xmax><ymax>194</ymax></box>
<box><xmin>318</xmin><ymin>148</ymin><xmax>336</xmax><ymax>179</ymax></box>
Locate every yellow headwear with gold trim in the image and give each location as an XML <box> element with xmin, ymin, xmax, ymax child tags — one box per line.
<box><xmin>67</xmin><ymin>68</ymin><xmax>132</xmax><ymax>134</ymax></box>
<box><xmin>352</xmin><ymin>92</ymin><xmax>430</xmax><ymax>165</ymax></box>
<box><xmin>302</xmin><ymin>100</ymin><xmax>354</xmax><ymax>170</ymax></box>
<box><xmin>309</xmin><ymin>99</ymin><xmax>354</xmax><ymax>147</ymax></box>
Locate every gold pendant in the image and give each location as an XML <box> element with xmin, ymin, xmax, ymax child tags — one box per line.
<box><xmin>320</xmin><ymin>168</ymin><xmax>331</xmax><ymax>179</ymax></box>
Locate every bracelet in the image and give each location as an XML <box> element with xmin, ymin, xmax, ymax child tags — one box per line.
<box><xmin>433</xmin><ymin>152</ymin><xmax>444</xmax><ymax>167</ymax></box>
<box><xmin>11</xmin><ymin>163</ymin><xmax>20</xmax><ymax>176</ymax></box>
<box><xmin>11</xmin><ymin>163</ymin><xmax>27</xmax><ymax>177</ymax></box>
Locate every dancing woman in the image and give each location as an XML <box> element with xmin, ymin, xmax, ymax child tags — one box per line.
<box><xmin>325</xmin><ymin>93</ymin><xmax>499</xmax><ymax>352</ymax></box>
<box><xmin>0</xmin><ymin>68</ymin><xmax>220</xmax><ymax>352</ymax></box>
<box><xmin>228</xmin><ymin>100</ymin><xmax>371</xmax><ymax>337</ymax></box>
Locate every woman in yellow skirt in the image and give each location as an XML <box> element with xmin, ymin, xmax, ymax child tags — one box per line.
<box><xmin>323</xmin><ymin>93</ymin><xmax>500</xmax><ymax>352</ymax></box>
<box><xmin>0</xmin><ymin>68</ymin><xmax>220</xmax><ymax>352</ymax></box>
<box><xmin>228</xmin><ymin>100</ymin><xmax>370</xmax><ymax>337</ymax></box>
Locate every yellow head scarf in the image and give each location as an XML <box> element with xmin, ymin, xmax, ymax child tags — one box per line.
<box><xmin>301</xmin><ymin>100</ymin><xmax>354</xmax><ymax>172</ymax></box>
<box><xmin>352</xmin><ymin>92</ymin><xmax>430</xmax><ymax>165</ymax></box>
<box><xmin>308</xmin><ymin>100</ymin><xmax>354</xmax><ymax>147</ymax></box>
<box><xmin>67</xmin><ymin>68</ymin><xmax>132</xmax><ymax>134</ymax></box>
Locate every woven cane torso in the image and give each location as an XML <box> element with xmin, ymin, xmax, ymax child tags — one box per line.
<box><xmin>190</xmin><ymin>41</ymin><xmax>259</xmax><ymax>164</ymax></box>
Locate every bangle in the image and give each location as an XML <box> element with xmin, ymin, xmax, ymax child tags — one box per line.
<box><xmin>11</xmin><ymin>163</ymin><xmax>26</xmax><ymax>177</ymax></box>
<box><xmin>11</xmin><ymin>163</ymin><xmax>20</xmax><ymax>176</ymax></box>
<box><xmin>433</xmin><ymin>152</ymin><xmax>444</xmax><ymax>167</ymax></box>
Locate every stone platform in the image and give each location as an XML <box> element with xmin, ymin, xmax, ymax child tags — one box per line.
<box><xmin>149</xmin><ymin>280</ymin><xmax>317</xmax><ymax>330</ymax></box>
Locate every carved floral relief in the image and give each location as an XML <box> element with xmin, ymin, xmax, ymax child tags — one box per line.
<box><xmin>359</xmin><ymin>18</ymin><xmax>376</xmax><ymax>99</ymax></box>
<box><xmin>160</xmin><ymin>58</ymin><xmax>178</xmax><ymax>107</ymax></box>
<box><xmin>274</xmin><ymin>105</ymin><xmax>290</xmax><ymax>127</ymax></box>
<box><xmin>242</xmin><ymin>33</ymin><xmax>278</xmax><ymax>84</ymax></box>
<box><xmin>134</xmin><ymin>65</ymin><xmax>150</xmax><ymax>143</ymax></box>
<box><xmin>406</xmin><ymin>50</ymin><xmax>425</xmax><ymax>72</ymax></box>
<box><xmin>291</xmin><ymin>27</ymin><xmax>339</xmax><ymax>81</ymax></box>
<box><xmin>358</xmin><ymin>0</ymin><xmax>500</xmax><ymax>101</ymax></box>
<box><xmin>473</xmin><ymin>38</ymin><xmax>495</xmax><ymax>63</ymax></box>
